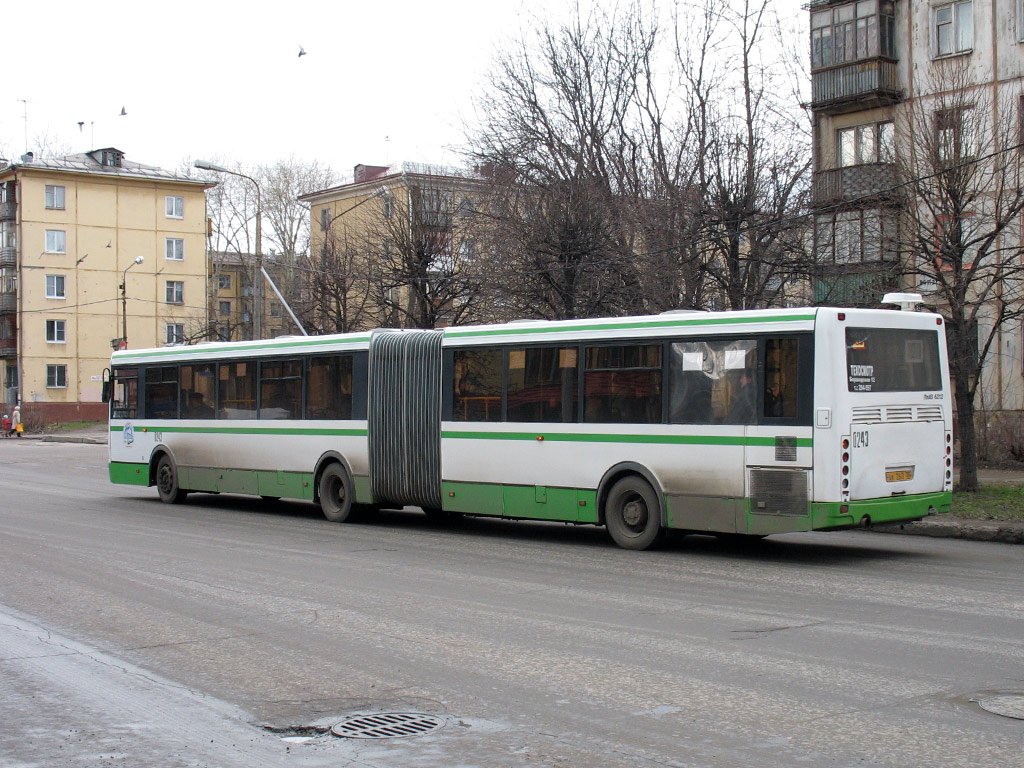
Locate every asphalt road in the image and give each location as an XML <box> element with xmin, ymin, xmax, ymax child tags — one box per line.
<box><xmin>1</xmin><ymin>440</ymin><xmax>1022</xmax><ymax>767</ymax></box>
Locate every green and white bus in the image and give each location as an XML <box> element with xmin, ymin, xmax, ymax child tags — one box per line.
<box><xmin>108</xmin><ymin>302</ymin><xmax>952</xmax><ymax>549</ymax></box>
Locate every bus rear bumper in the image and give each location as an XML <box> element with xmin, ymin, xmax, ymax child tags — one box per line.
<box><xmin>811</xmin><ymin>492</ymin><xmax>952</xmax><ymax>531</ymax></box>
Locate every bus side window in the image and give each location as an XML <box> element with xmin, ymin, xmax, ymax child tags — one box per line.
<box><xmin>180</xmin><ymin>363</ymin><xmax>216</xmax><ymax>419</ymax></box>
<box><xmin>218</xmin><ymin>361</ymin><xmax>257</xmax><ymax>419</ymax></box>
<box><xmin>669</xmin><ymin>340</ymin><xmax>756</xmax><ymax>424</ymax></box>
<box><xmin>111</xmin><ymin>367</ymin><xmax>138</xmax><ymax>420</ymax></box>
<box><xmin>307</xmin><ymin>355</ymin><xmax>353</xmax><ymax>419</ymax></box>
<box><xmin>764</xmin><ymin>338</ymin><xmax>798</xmax><ymax>419</ymax></box>
<box><xmin>583</xmin><ymin>345</ymin><xmax>662</xmax><ymax>424</ymax></box>
<box><xmin>452</xmin><ymin>348</ymin><xmax>503</xmax><ymax>422</ymax></box>
<box><xmin>144</xmin><ymin>365</ymin><xmax>179</xmax><ymax>419</ymax></box>
<box><xmin>259</xmin><ymin>359</ymin><xmax>302</xmax><ymax>419</ymax></box>
<box><xmin>507</xmin><ymin>346</ymin><xmax>578</xmax><ymax>423</ymax></box>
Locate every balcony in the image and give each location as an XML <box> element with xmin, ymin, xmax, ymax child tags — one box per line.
<box><xmin>0</xmin><ymin>201</ymin><xmax>14</xmax><ymax>221</ymax></box>
<box><xmin>813</xmin><ymin>267</ymin><xmax>900</xmax><ymax>307</ymax></box>
<box><xmin>811</xmin><ymin>164</ymin><xmax>899</xmax><ymax>208</ymax></box>
<box><xmin>0</xmin><ymin>338</ymin><xmax>14</xmax><ymax>357</ymax></box>
<box><xmin>811</xmin><ymin>59</ymin><xmax>901</xmax><ymax>114</ymax></box>
<box><xmin>0</xmin><ymin>292</ymin><xmax>15</xmax><ymax>313</ymax></box>
<box><xmin>0</xmin><ymin>246</ymin><xmax>15</xmax><ymax>268</ymax></box>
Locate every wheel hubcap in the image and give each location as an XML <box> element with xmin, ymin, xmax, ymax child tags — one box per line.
<box><xmin>622</xmin><ymin>497</ymin><xmax>646</xmax><ymax>528</ymax></box>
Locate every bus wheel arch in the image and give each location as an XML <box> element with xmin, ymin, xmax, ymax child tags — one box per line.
<box><xmin>596</xmin><ymin>463</ymin><xmax>665</xmax><ymax>527</ymax></box>
<box><xmin>312</xmin><ymin>452</ymin><xmax>354</xmax><ymax>505</ymax></box>
<box><xmin>150</xmin><ymin>447</ymin><xmax>187</xmax><ymax>504</ymax></box>
<box><xmin>313</xmin><ymin>453</ymin><xmax>355</xmax><ymax>523</ymax></box>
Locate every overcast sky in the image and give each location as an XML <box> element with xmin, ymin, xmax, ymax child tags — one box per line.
<box><xmin>1</xmin><ymin>0</ymin><xmax>805</xmax><ymax>178</ymax></box>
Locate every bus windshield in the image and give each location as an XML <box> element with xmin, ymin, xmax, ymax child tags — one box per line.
<box><xmin>845</xmin><ymin>327</ymin><xmax>942</xmax><ymax>392</ymax></box>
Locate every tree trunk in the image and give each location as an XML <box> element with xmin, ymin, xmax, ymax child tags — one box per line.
<box><xmin>954</xmin><ymin>385</ymin><xmax>978</xmax><ymax>492</ymax></box>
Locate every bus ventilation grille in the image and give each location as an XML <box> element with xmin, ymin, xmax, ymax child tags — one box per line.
<box><xmin>774</xmin><ymin>436</ymin><xmax>797</xmax><ymax>462</ymax></box>
<box><xmin>331</xmin><ymin>713</ymin><xmax>446</xmax><ymax>739</ymax></box>
<box><xmin>851</xmin><ymin>405</ymin><xmax>943</xmax><ymax>424</ymax></box>
<box><xmin>750</xmin><ymin>469</ymin><xmax>808</xmax><ymax>516</ymax></box>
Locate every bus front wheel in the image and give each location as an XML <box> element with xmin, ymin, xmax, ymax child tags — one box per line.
<box><xmin>155</xmin><ymin>455</ymin><xmax>187</xmax><ymax>504</ymax></box>
<box><xmin>318</xmin><ymin>464</ymin><xmax>354</xmax><ymax>523</ymax></box>
<box><xmin>605</xmin><ymin>476</ymin><xmax>663</xmax><ymax>550</ymax></box>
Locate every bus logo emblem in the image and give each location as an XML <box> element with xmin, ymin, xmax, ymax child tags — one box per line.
<box><xmin>123</xmin><ymin>423</ymin><xmax>134</xmax><ymax>446</ymax></box>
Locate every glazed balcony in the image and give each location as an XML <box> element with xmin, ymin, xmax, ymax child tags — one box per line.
<box><xmin>813</xmin><ymin>267</ymin><xmax>900</xmax><ymax>307</ymax></box>
<box><xmin>0</xmin><ymin>338</ymin><xmax>14</xmax><ymax>357</ymax></box>
<box><xmin>0</xmin><ymin>291</ymin><xmax>15</xmax><ymax>313</ymax></box>
<box><xmin>811</xmin><ymin>163</ymin><xmax>899</xmax><ymax>207</ymax></box>
<box><xmin>0</xmin><ymin>200</ymin><xmax>14</xmax><ymax>221</ymax></box>
<box><xmin>0</xmin><ymin>246</ymin><xmax>15</xmax><ymax>268</ymax></box>
<box><xmin>811</xmin><ymin>58</ymin><xmax>901</xmax><ymax>114</ymax></box>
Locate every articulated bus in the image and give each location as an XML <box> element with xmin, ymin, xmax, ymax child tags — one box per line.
<box><xmin>107</xmin><ymin>302</ymin><xmax>952</xmax><ymax>549</ymax></box>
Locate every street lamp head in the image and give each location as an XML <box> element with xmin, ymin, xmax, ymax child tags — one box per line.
<box><xmin>194</xmin><ymin>159</ymin><xmax>229</xmax><ymax>173</ymax></box>
<box><xmin>134</xmin><ymin>255</ymin><xmax>144</xmax><ymax>265</ymax></box>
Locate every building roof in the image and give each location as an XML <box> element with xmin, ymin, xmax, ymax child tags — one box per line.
<box><xmin>0</xmin><ymin>148</ymin><xmax>214</xmax><ymax>187</ymax></box>
<box><xmin>298</xmin><ymin>161</ymin><xmax>483</xmax><ymax>203</ymax></box>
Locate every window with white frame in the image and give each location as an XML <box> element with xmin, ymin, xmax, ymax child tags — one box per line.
<box><xmin>46</xmin><ymin>364</ymin><xmax>67</xmax><ymax>388</ymax></box>
<box><xmin>811</xmin><ymin>0</ymin><xmax>896</xmax><ymax>69</ymax></box>
<box><xmin>45</xmin><ymin>274</ymin><xmax>66</xmax><ymax>299</ymax></box>
<box><xmin>45</xmin><ymin>319</ymin><xmax>66</xmax><ymax>343</ymax></box>
<box><xmin>933</xmin><ymin>1</ymin><xmax>973</xmax><ymax>58</ymax></box>
<box><xmin>165</xmin><ymin>195</ymin><xmax>184</xmax><ymax>218</ymax></box>
<box><xmin>218</xmin><ymin>273</ymin><xmax>231</xmax><ymax>290</ymax></box>
<box><xmin>165</xmin><ymin>237</ymin><xmax>184</xmax><ymax>260</ymax></box>
<box><xmin>1019</xmin><ymin>0</ymin><xmax>1024</xmax><ymax>43</ymax></box>
<box><xmin>837</xmin><ymin>121</ymin><xmax>895</xmax><ymax>166</ymax></box>
<box><xmin>165</xmin><ymin>323</ymin><xmax>184</xmax><ymax>345</ymax></box>
<box><xmin>45</xmin><ymin>230</ymin><xmax>66</xmax><ymax>253</ymax></box>
<box><xmin>815</xmin><ymin>209</ymin><xmax>898</xmax><ymax>263</ymax></box>
<box><xmin>166</xmin><ymin>280</ymin><xmax>184</xmax><ymax>304</ymax></box>
<box><xmin>44</xmin><ymin>185</ymin><xmax>65</xmax><ymax>210</ymax></box>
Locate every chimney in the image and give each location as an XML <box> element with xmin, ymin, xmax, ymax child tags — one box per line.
<box><xmin>354</xmin><ymin>164</ymin><xmax>389</xmax><ymax>184</ymax></box>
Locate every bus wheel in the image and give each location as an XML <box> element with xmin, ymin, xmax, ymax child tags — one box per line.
<box><xmin>605</xmin><ymin>476</ymin><xmax>663</xmax><ymax>550</ymax></box>
<box><xmin>318</xmin><ymin>464</ymin><xmax>354</xmax><ymax>523</ymax></box>
<box><xmin>155</xmin><ymin>455</ymin><xmax>187</xmax><ymax>504</ymax></box>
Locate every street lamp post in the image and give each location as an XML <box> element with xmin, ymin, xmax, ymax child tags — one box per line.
<box><xmin>194</xmin><ymin>160</ymin><xmax>263</xmax><ymax>339</ymax></box>
<box><xmin>120</xmin><ymin>256</ymin><xmax>144</xmax><ymax>348</ymax></box>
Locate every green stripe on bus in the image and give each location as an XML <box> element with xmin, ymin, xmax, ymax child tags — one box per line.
<box><xmin>115</xmin><ymin>335</ymin><xmax>373</xmax><ymax>359</ymax></box>
<box><xmin>109</xmin><ymin>425</ymin><xmax>368</xmax><ymax>437</ymax></box>
<box><xmin>441</xmin><ymin>430</ymin><xmax>812</xmax><ymax>447</ymax></box>
<box><xmin>443</xmin><ymin>313</ymin><xmax>816</xmax><ymax>339</ymax></box>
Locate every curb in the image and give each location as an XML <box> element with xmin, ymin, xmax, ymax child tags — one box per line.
<box><xmin>871</xmin><ymin>518</ymin><xmax>1024</xmax><ymax>544</ymax></box>
<box><xmin>15</xmin><ymin>434</ymin><xmax>107</xmax><ymax>445</ymax></box>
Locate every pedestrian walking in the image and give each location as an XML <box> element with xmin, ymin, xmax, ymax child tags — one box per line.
<box><xmin>1</xmin><ymin>414</ymin><xmax>10</xmax><ymax>438</ymax></box>
<box><xmin>12</xmin><ymin>405</ymin><xmax>22</xmax><ymax>438</ymax></box>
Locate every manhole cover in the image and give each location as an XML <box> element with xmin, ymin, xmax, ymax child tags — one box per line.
<box><xmin>977</xmin><ymin>694</ymin><xmax>1024</xmax><ymax>720</ymax></box>
<box><xmin>331</xmin><ymin>713</ymin><xmax>446</xmax><ymax>739</ymax></box>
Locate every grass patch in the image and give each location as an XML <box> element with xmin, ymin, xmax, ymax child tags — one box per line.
<box><xmin>48</xmin><ymin>420</ymin><xmax>105</xmax><ymax>433</ymax></box>
<box><xmin>952</xmin><ymin>485</ymin><xmax>1024</xmax><ymax>521</ymax></box>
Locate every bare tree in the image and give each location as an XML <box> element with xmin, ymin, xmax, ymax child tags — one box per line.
<box><xmin>893</xmin><ymin>63</ymin><xmax>1024</xmax><ymax>491</ymax></box>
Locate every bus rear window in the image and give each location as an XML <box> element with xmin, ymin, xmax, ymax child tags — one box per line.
<box><xmin>846</xmin><ymin>328</ymin><xmax>942</xmax><ymax>392</ymax></box>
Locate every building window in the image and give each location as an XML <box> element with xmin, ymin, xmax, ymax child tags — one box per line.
<box><xmin>936</xmin><ymin>107</ymin><xmax>976</xmax><ymax>162</ymax></box>
<box><xmin>45</xmin><ymin>319</ymin><xmax>66</xmax><ymax>343</ymax></box>
<box><xmin>46</xmin><ymin>364</ymin><xmax>67</xmax><ymax>388</ymax></box>
<box><xmin>838</xmin><ymin>121</ymin><xmax>894</xmax><ymax>166</ymax></box>
<box><xmin>815</xmin><ymin>210</ymin><xmax>897</xmax><ymax>264</ymax></box>
<box><xmin>269</xmin><ymin>300</ymin><xmax>281</xmax><ymax>318</ymax></box>
<box><xmin>165</xmin><ymin>195</ymin><xmax>184</xmax><ymax>218</ymax></box>
<box><xmin>45</xmin><ymin>274</ymin><xmax>66</xmax><ymax>299</ymax></box>
<box><xmin>166</xmin><ymin>280</ymin><xmax>184</xmax><ymax>304</ymax></box>
<box><xmin>811</xmin><ymin>0</ymin><xmax>895</xmax><ymax>69</ymax></box>
<box><xmin>165</xmin><ymin>323</ymin><xmax>184</xmax><ymax>345</ymax></box>
<box><xmin>1019</xmin><ymin>0</ymin><xmax>1024</xmax><ymax>44</ymax></box>
<box><xmin>219</xmin><ymin>300</ymin><xmax>231</xmax><ymax>316</ymax></box>
<box><xmin>165</xmin><ymin>238</ymin><xmax>184</xmax><ymax>260</ymax></box>
<box><xmin>319</xmin><ymin>208</ymin><xmax>330</xmax><ymax>231</ymax></box>
<box><xmin>933</xmin><ymin>1</ymin><xmax>973</xmax><ymax>57</ymax></box>
<box><xmin>44</xmin><ymin>185</ymin><xmax>65</xmax><ymax>210</ymax></box>
<box><xmin>45</xmin><ymin>230</ymin><xmax>66</xmax><ymax>253</ymax></box>
<box><xmin>218</xmin><ymin>273</ymin><xmax>231</xmax><ymax>290</ymax></box>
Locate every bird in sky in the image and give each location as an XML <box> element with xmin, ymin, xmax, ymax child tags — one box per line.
<box><xmin>298</xmin><ymin>46</ymin><xmax>307</xmax><ymax>57</ymax></box>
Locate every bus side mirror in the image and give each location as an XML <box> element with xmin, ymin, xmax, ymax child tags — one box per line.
<box><xmin>101</xmin><ymin>381</ymin><xmax>112</xmax><ymax>403</ymax></box>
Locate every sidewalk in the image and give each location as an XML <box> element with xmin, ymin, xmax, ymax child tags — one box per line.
<box><xmin>9</xmin><ymin>424</ymin><xmax>1024</xmax><ymax>543</ymax></box>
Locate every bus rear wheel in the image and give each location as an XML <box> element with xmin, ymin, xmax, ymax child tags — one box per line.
<box><xmin>605</xmin><ymin>476</ymin><xmax>663</xmax><ymax>550</ymax></box>
<box><xmin>318</xmin><ymin>464</ymin><xmax>354</xmax><ymax>523</ymax></box>
<box><xmin>155</xmin><ymin>455</ymin><xmax>187</xmax><ymax>504</ymax></box>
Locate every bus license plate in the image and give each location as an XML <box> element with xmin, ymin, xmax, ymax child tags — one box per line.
<box><xmin>886</xmin><ymin>469</ymin><xmax>914</xmax><ymax>483</ymax></box>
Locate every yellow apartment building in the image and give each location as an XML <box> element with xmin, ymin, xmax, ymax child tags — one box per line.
<box><xmin>208</xmin><ymin>250</ymin><xmax>296</xmax><ymax>341</ymax></box>
<box><xmin>0</xmin><ymin>148</ymin><xmax>214</xmax><ymax>423</ymax></box>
